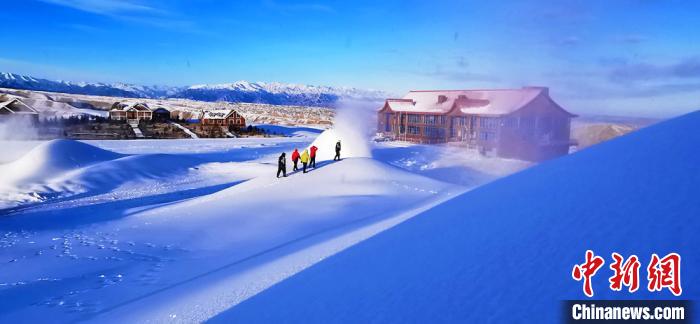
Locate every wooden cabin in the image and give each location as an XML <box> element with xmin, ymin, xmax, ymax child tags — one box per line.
<box><xmin>109</xmin><ymin>102</ymin><xmax>153</xmax><ymax>122</ymax></box>
<box><xmin>0</xmin><ymin>97</ymin><xmax>39</xmax><ymax>123</ymax></box>
<box><xmin>201</xmin><ymin>109</ymin><xmax>246</xmax><ymax>128</ymax></box>
<box><xmin>377</xmin><ymin>87</ymin><xmax>577</xmax><ymax>161</ymax></box>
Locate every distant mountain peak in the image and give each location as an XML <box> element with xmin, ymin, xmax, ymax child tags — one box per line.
<box><xmin>0</xmin><ymin>72</ymin><xmax>388</xmax><ymax>107</ymax></box>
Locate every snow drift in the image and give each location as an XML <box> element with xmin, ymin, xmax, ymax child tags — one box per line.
<box><xmin>0</xmin><ymin>139</ymin><xmax>122</xmax><ymax>187</ymax></box>
<box><xmin>215</xmin><ymin>111</ymin><xmax>700</xmax><ymax>323</ymax></box>
<box><xmin>0</xmin><ymin>140</ymin><xmax>213</xmax><ymax>209</ymax></box>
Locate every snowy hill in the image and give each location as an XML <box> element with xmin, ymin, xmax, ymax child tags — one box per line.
<box><xmin>215</xmin><ymin>111</ymin><xmax>700</xmax><ymax>322</ymax></box>
<box><xmin>0</xmin><ymin>72</ymin><xmax>387</xmax><ymax>106</ymax></box>
<box><xmin>0</xmin><ymin>135</ymin><xmax>467</xmax><ymax>322</ymax></box>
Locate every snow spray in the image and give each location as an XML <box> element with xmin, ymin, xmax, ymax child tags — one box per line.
<box><xmin>0</xmin><ymin>117</ymin><xmax>38</xmax><ymax>140</ymax></box>
<box><xmin>308</xmin><ymin>99</ymin><xmax>377</xmax><ymax>161</ymax></box>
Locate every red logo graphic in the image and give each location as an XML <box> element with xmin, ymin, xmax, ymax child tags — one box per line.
<box><xmin>609</xmin><ymin>253</ymin><xmax>640</xmax><ymax>293</ymax></box>
<box><xmin>572</xmin><ymin>250</ymin><xmax>605</xmax><ymax>297</ymax></box>
<box><xmin>573</xmin><ymin>251</ymin><xmax>682</xmax><ymax>297</ymax></box>
<box><xmin>647</xmin><ymin>253</ymin><xmax>682</xmax><ymax>296</ymax></box>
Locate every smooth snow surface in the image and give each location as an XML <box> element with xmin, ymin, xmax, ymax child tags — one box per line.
<box><xmin>216</xmin><ymin>111</ymin><xmax>700</xmax><ymax>323</ymax></box>
<box><xmin>0</xmin><ymin>126</ymin><xmax>532</xmax><ymax>322</ymax></box>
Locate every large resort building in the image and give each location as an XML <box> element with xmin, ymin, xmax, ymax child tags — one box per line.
<box><xmin>377</xmin><ymin>87</ymin><xmax>577</xmax><ymax>161</ymax></box>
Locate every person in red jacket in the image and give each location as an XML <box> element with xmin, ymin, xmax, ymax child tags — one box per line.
<box><xmin>309</xmin><ymin>145</ymin><xmax>318</xmax><ymax>168</ymax></box>
<box><xmin>291</xmin><ymin>148</ymin><xmax>300</xmax><ymax>171</ymax></box>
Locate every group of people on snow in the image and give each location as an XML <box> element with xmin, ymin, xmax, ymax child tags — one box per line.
<box><xmin>277</xmin><ymin>140</ymin><xmax>341</xmax><ymax>178</ymax></box>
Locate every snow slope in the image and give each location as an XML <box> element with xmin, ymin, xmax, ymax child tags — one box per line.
<box><xmin>215</xmin><ymin>111</ymin><xmax>700</xmax><ymax>323</ymax></box>
<box><xmin>0</xmin><ymin>136</ymin><xmax>476</xmax><ymax>323</ymax></box>
<box><xmin>0</xmin><ymin>138</ymin><xmax>309</xmax><ymax>210</ymax></box>
<box><xmin>83</xmin><ymin>158</ymin><xmax>460</xmax><ymax>322</ymax></box>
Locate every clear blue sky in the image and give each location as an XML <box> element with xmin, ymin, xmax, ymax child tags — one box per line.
<box><xmin>1</xmin><ymin>0</ymin><xmax>699</xmax><ymax>117</ymax></box>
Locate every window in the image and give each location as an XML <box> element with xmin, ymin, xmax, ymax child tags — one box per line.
<box><xmin>479</xmin><ymin>131</ymin><xmax>496</xmax><ymax>141</ymax></box>
<box><xmin>407</xmin><ymin>126</ymin><xmax>420</xmax><ymax>135</ymax></box>
<box><xmin>424</xmin><ymin>126</ymin><xmax>445</xmax><ymax>138</ymax></box>
<box><xmin>408</xmin><ymin>114</ymin><xmax>422</xmax><ymax>123</ymax></box>
<box><xmin>480</xmin><ymin>117</ymin><xmax>499</xmax><ymax>129</ymax></box>
<box><xmin>520</xmin><ymin>117</ymin><xmax>535</xmax><ymax>129</ymax></box>
<box><xmin>385</xmin><ymin>113</ymin><xmax>392</xmax><ymax>132</ymax></box>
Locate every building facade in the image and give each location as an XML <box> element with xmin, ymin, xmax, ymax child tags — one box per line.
<box><xmin>109</xmin><ymin>102</ymin><xmax>153</xmax><ymax>121</ymax></box>
<box><xmin>377</xmin><ymin>87</ymin><xmax>577</xmax><ymax>161</ymax></box>
<box><xmin>201</xmin><ymin>109</ymin><xmax>246</xmax><ymax>127</ymax></box>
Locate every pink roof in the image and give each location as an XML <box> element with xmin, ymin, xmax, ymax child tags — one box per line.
<box><xmin>385</xmin><ymin>87</ymin><xmax>549</xmax><ymax>116</ymax></box>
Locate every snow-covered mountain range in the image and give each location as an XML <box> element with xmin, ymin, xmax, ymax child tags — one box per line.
<box><xmin>0</xmin><ymin>72</ymin><xmax>387</xmax><ymax>107</ymax></box>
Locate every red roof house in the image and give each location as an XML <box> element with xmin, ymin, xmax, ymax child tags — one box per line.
<box><xmin>377</xmin><ymin>87</ymin><xmax>577</xmax><ymax>161</ymax></box>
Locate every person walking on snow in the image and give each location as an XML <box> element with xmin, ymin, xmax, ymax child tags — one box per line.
<box><xmin>309</xmin><ymin>145</ymin><xmax>318</xmax><ymax>168</ymax></box>
<box><xmin>334</xmin><ymin>140</ymin><xmax>341</xmax><ymax>161</ymax></box>
<box><xmin>291</xmin><ymin>148</ymin><xmax>300</xmax><ymax>171</ymax></box>
<box><xmin>300</xmin><ymin>149</ymin><xmax>310</xmax><ymax>173</ymax></box>
<box><xmin>276</xmin><ymin>152</ymin><xmax>287</xmax><ymax>178</ymax></box>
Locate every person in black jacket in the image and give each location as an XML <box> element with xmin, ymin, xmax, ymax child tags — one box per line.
<box><xmin>277</xmin><ymin>152</ymin><xmax>287</xmax><ymax>178</ymax></box>
<box><xmin>334</xmin><ymin>140</ymin><xmax>341</xmax><ymax>161</ymax></box>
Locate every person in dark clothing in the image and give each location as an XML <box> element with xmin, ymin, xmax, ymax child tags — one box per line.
<box><xmin>334</xmin><ymin>140</ymin><xmax>341</xmax><ymax>161</ymax></box>
<box><xmin>291</xmin><ymin>148</ymin><xmax>300</xmax><ymax>171</ymax></box>
<box><xmin>276</xmin><ymin>152</ymin><xmax>287</xmax><ymax>178</ymax></box>
<box><xmin>309</xmin><ymin>145</ymin><xmax>318</xmax><ymax>168</ymax></box>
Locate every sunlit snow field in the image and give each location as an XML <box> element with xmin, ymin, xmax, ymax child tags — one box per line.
<box><xmin>0</xmin><ymin>126</ymin><xmax>529</xmax><ymax>322</ymax></box>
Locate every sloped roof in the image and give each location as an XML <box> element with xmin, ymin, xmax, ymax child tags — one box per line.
<box><xmin>110</xmin><ymin>102</ymin><xmax>151</xmax><ymax>112</ymax></box>
<box><xmin>384</xmin><ymin>87</ymin><xmax>566</xmax><ymax>116</ymax></box>
<box><xmin>202</xmin><ymin>109</ymin><xmax>237</xmax><ymax>120</ymax></box>
<box><xmin>152</xmin><ymin>107</ymin><xmax>171</xmax><ymax>113</ymax></box>
<box><xmin>0</xmin><ymin>98</ymin><xmax>39</xmax><ymax>115</ymax></box>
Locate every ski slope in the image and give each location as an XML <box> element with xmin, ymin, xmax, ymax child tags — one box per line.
<box><xmin>215</xmin><ymin>111</ymin><xmax>700</xmax><ymax>323</ymax></box>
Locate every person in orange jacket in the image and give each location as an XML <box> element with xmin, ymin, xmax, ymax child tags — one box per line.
<box><xmin>309</xmin><ymin>145</ymin><xmax>318</xmax><ymax>168</ymax></box>
<box><xmin>300</xmin><ymin>149</ymin><xmax>310</xmax><ymax>173</ymax></box>
<box><xmin>291</xmin><ymin>148</ymin><xmax>300</xmax><ymax>171</ymax></box>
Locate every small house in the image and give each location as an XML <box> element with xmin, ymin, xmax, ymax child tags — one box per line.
<box><xmin>0</xmin><ymin>97</ymin><xmax>39</xmax><ymax>122</ymax></box>
<box><xmin>201</xmin><ymin>109</ymin><xmax>246</xmax><ymax>128</ymax></box>
<box><xmin>109</xmin><ymin>102</ymin><xmax>153</xmax><ymax>122</ymax></box>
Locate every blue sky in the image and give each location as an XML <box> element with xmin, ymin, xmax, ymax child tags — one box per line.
<box><xmin>1</xmin><ymin>0</ymin><xmax>699</xmax><ymax>117</ymax></box>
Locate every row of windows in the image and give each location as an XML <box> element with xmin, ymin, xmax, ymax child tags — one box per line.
<box><xmin>424</xmin><ymin>126</ymin><xmax>445</xmax><ymax>138</ymax></box>
<box><xmin>385</xmin><ymin>114</ymin><xmax>567</xmax><ymax>134</ymax></box>
<box><xmin>403</xmin><ymin>126</ymin><xmax>447</xmax><ymax>137</ymax></box>
<box><xmin>479</xmin><ymin>117</ymin><xmax>500</xmax><ymax>129</ymax></box>
<box><xmin>405</xmin><ymin>114</ymin><xmax>447</xmax><ymax>125</ymax></box>
<box><xmin>207</xmin><ymin>119</ymin><xmax>244</xmax><ymax>125</ymax></box>
<box><xmin>479</xmin><ymin>131</ymin><xmax>496</xmax><ymax>141</ymax></box>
